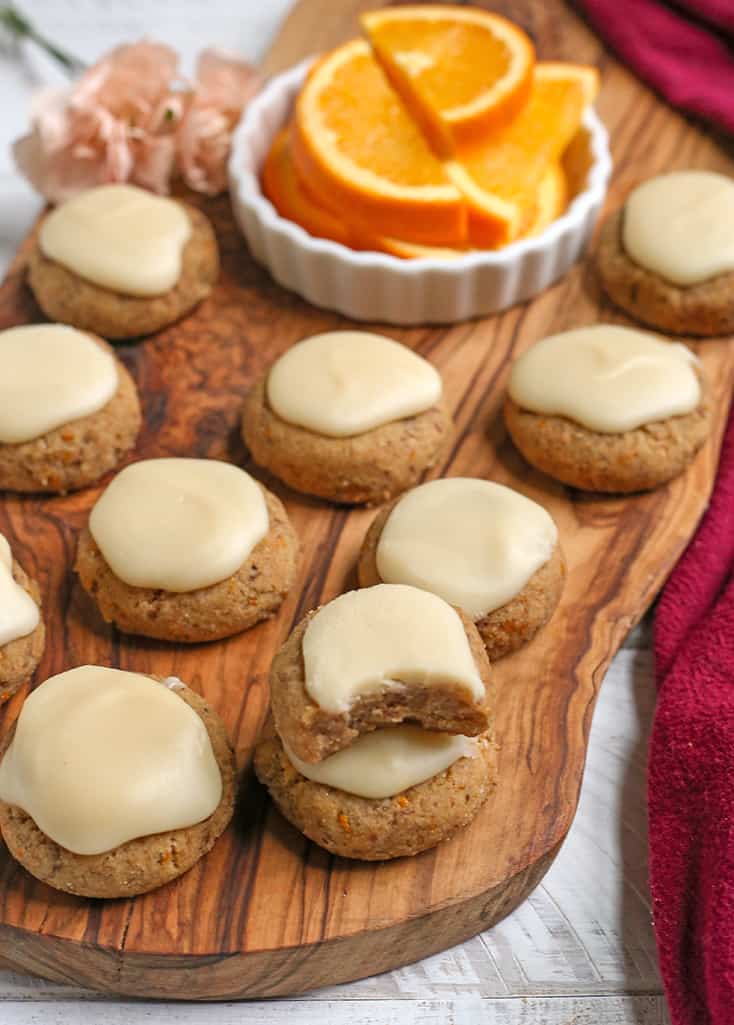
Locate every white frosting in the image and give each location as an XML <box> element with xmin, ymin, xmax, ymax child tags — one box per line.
<box><xmin>376</xmin><ymin>478</ymin><xmax>557</xmax><ymax>618</ymax></box>
<box><xmin>284</xmin><ymin>726</ymin><xmax>478</xmax><ymax>799</ymax></box>
<box><xmin>0</xmin><ymin>324</ymin><xmax>118</xmax><ymax>444</ymax></box>
<box><xmin>302</xmin><ymin>584</ymin><xmax>484</xmax><ymax>714</ymax></box>
<box><xmin>0</xmin><ymin>666</ymin><xmax>222</xmax><ymax>855</ymax></box>
<box><xmin>89</xmin><ymin>458</ymin><xmax>269</xmax><ymax>592</ymax></box>
<box><xmin>623</xmin><ymin>171</ymin><xmax>734</xmax><ymax>286</ymax></box>
<box><xmin>266</xmin><ymin>331</ymin><xmax>442</xmax><ymax>438</ymax></box>
<box><xmin>0</xmin><ymin>534</ymin><xmax>40</xmax><ymax>647</ymax></box>
<box><xmin>508</xmin><ymin>325</ymin><xmax>701</xmax><ymax>434</ymax></box>
<box><xmin>39</xmin><ymin>184</ymin><xmax>191</xmax><ymax>297</ymax></box>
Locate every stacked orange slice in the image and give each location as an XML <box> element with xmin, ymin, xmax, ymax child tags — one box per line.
<box><xmin>263</xmin><ymin>129</ymin><xmax>357</xmax><ymax>249</ymax></box>
<box><xmin>292</xmin><ymin>39</ymin><xmax>466</xmax><ymax>245</ymax></box>
<box><xmin>362</xmin><ymin>6</ymin><xmax>535</xmax><ymax>156</ymax></box>
<box><xmin>447</xmin><ymin>63</ymin><xmax>599</xmax><ymax>245</ymax></box>
<box><xmin>263</xmin><ymin>5</ymin><xmax>599</xmax><ymax>259</ymax></box>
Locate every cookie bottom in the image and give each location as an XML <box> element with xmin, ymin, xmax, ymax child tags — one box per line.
<box><xmin>255</xmin><ymin>725</ymin><xmax>497</xmax><ymax>860</ymax></box>
<box><xmin>75</xmin><ymin>487</ymin><xmax>300</xmax><ymax>643</ymax></box>
<box><xmin>595</xmin><ymin>210</ymin><xmax>734</xmax><ymax>337</ymax></box>
<box><xmin>475</xmin><ymin>545</ymin><xmax>564</xmax><ymax>659</ymax></box>
<box><xmin>503</xmin><ymin>393</ymin><xmax>711</xmax><ymax>494</ymax></box>
<box><xmin>0</xmin><ymin>347</ymin><xmax>141</xmax><ymax>494</ymax></box>
<box><xmin>0</xmin><ymin>561</ymin><xmax>45</xmax><ymax>702</ymax></box>
<box><xmin>242</xmin><ymin>380</ymin><xmax>454</xmax><ymax>506</ymax></box>
<box><xmin>0</xmin><ymin>680</ymin><xmax>236</xmax><ymax>898</ymax></box>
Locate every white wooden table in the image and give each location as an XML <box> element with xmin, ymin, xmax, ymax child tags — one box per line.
<box><xmin>0</xmin><ymin>3</ymin><xmax>670</xmax><ymax>1021</ymax></box>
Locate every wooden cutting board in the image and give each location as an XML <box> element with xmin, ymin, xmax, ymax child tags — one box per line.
<box><xmin>0</xmin><ymin>0</ymin><xmax>731</xmax><ymax>1001</ymax></box>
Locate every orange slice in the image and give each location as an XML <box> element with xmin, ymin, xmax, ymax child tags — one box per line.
<box><xmin>381</xmin><ymin>162</ymin><xmax>568</xmax><ymax>259</ymax></box>
<box><xmin>375</xmin><ymin>237</ymin><xmax>469</xmax><ymax>260</ymax></box>
<box><xmin>525</xmin><ymin>161</ymin><xmax>568</xmax><ymax>237</ymax></box>
<box><xmin>261</xmin><ymin>126</ymin><xmax>426</xmax><ymax>255</ymax></box>
<box><xmin>261</xmin><ymin>125</ymin><xmax>463</xmax><ymax>258</ymax></box>
<box><xmin>263</xmin><ymin>125</ymin><xmax>567</xmax><ymax>260</ymax></box>
<box><xmin>292</xmin><ymin>39</ymin><xmax>467</xmax><ymax>246</ymax></box>
<box><xmin>447</xmin><ymin>62</ymin><xmax>599</xmax><ymax>246</ymax></box>
<box><xmin>262</xmin><ymin>127</ymin><xmax>362</xmax><ymax>248</ymax></box>
<box><xmin>361</xmin><ymin>5</ymin><xmax>534</xmax><ymax>156</ymax></box>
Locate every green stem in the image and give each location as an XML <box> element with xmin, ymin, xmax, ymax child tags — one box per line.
<box><xmin>0</xmin><ymin>5</ymin><xmax>86</xmax><ymax>74</ymax></box>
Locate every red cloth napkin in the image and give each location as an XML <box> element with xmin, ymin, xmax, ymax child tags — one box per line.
<box><xmin>576</xmin><ymin>0</ymin><xmax>734</xmax><ymax>134</ymax></box>
<box><xmin>650</xmin><ymin>404</ymin><xmax>734</xmax><ymax>1025</ymax></box>
<box><xmin>576</xmin><ymin>2</ymin><xmax>734</xmax><ymax>1021</ymax></box>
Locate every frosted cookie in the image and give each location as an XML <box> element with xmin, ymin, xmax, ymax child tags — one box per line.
<box><xmin>255</xmin><ymin>719</ymin><xmax>497</xmax><ymax>860</ymax></box>
<box><xmin>28</xmin><ymin>184</ymin><xmax>219</xmax><ymax>339</ymax></box>
<box><xmin>260</xmin><ymin>583</ymin><xmax>496</xmax><ymax>859</ymax></box>
<box><xmin>269</xmin><ymin>583</ymin><xmax>492</xmax><ymax>764</ymax></box>
<box><xmin>0</xmin><ymin>533</ymin><xmax>45</xmax><ymax>702</ymax></box>
<box><xmin>75</xmin><ymin>458</ymin><xmax>299</xmax><ymax>642</ymax></box>
<box><xmin>358</xmin><ymin>478</ymin><xmax>564</xmax><ymax>660</ymax></box>
<box><xmin>0</xmin><ymin>324</ymin><xmax>141</xmax><ymax>493</ymax></box>
<box><xmin>0</xmin><ymin>666</ymin><xmax>235</xmax><ymax>898</ymax></box>
<box><xmin>242</xmin><ymin>331</ymin><xmax>453</xmax><ymax>505</ymax></box>
<box><xmin>596</xmin><ymin>171</ymin><xmax>734</xmax><ymax>336</ymax></box>
<box><xmin>504</xmin><ymin>324</ymin><xmax>711</xmax><ymax>493</ymax></box>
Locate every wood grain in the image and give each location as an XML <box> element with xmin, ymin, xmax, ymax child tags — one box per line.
<box><xmin>0</xmin><ymin>0</ymin><xmax>730</xmax><ymax>1001</ymax></box>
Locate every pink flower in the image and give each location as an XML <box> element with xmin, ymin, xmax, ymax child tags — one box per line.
<box><xmin>13</xmin><ymin>40</ymin><xmax>259</xmax><ymax>203</ymax></box>
<box><xmin>14</xmin><ymin>86</ymin><xmax>134</xmax><ymax>202</ymax></box>
<box><xmin>73</xmin><ymin>41</ymin><xmax>179</xmax><ymax>127</ymax></box>
<box><xmin>176</xmin><ymin>48</ymin><xmax>260</xmax><ymax>196</ymax></box>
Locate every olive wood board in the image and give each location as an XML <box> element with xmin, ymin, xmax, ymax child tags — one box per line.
<box><xmin>0</xmin><ymin>0</ymin><xmax>731</xmax><ymax>1002</ymax></box>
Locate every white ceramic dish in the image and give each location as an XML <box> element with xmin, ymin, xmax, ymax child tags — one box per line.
<box><xmin>229</xmin><ymin>59</ymin><xmax>612</xmax><ymax>325</ymax></box>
